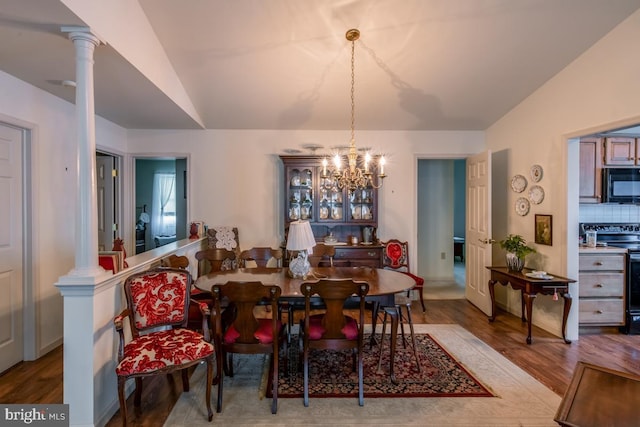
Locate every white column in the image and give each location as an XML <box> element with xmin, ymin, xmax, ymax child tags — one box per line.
<box><xmin>65</xmin><ymin>27</ymin><xmax>103</xmax><ymax>277</ymax></box>
<box><xmin>55</xmin><ymin>27</ymin><xmax>108</xmax><ymax>427</ymax></box>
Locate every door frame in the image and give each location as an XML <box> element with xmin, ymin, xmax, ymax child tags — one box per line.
<box><xmin>0</xmin><ymin>115</ymin><xmax>35</xmax><ymax>361</ymax></box>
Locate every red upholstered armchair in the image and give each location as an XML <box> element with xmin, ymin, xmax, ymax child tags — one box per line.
<box><xmin>113</xmin><ymin>268</ymin><xmax>215</xmax><ymax>426</ymax></box>
<box><xmin>382</xmin><ymin>239</ymin><xmax>426</xmax><ymax>312</ymax></box>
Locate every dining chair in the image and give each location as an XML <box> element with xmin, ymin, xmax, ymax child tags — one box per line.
<box><xmin>299</xmin><ymin>279</ymin><xmax>369</xmax><ymax>407</ymax></box>
<box><xmin>381</xmin><ymin>239</ymin><xmax>426</xmax><ymax>312</ymax></box>
<box><xmin>160</xmin><ymin>254</ymin><xmax>212</xmax><ymax>334</ymax></box>
<box><xmin>211</xmin><ymin>280</ymin><xmax>287</xmax><ymax>414</ymax></box>
<box><xmin>113</xmin><ymin>268</ymin><xmax>214</xmax><ymax>426</ymax></box>
<box><xmin>285</xmin><ymin>243</ymin><xmax>337</xmax><ymax>337</ymax></box>
<box><xmin>195</xmin><ymin>248</ymin><xmax>238</xmax><ymax>277</ymax></box>
<box><xmin>239</xmin><ymin>247</ymin><xmax>283</xmax><ymax>268</ymax></box>
<box><xmin>376</xmin><ymin>293</ymin><xmax>421</xmax><ymax>384</ymax></box>
<box><xmin>307</xmin><ymin>243</ymin><xmax>335</xmax><ymax>267</ymax></box>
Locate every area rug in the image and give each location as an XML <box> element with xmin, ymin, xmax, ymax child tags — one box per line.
<box><xmin>164</xmin><ymin>324</ymin><xmax>561</xmax><ymax>426</ymax></box>
<box><xmin>269</xmin><ymin>332</ymin><xmax>493</xmax><ymax>398</ymax></box>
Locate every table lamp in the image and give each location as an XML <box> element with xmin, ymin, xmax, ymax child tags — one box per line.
<box><xmin>286</xmin><ymin>220</ymin><xmax>316</xmax><ymax>278</ymax></box>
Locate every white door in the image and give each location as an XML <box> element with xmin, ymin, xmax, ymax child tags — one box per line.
<box><xmin>96</xmin><ymin>155</ymin><xmax>115</xmax><ymax>251</ymax></box>
<box><xmin>465</xmin><ymin>150</ymin><xmax>493</xmax><ymax>315</ymax></box>
<box><xmin>0</xmin><ymin>123</ymin><xmax>24</xmax><ymax>372</ymax></box>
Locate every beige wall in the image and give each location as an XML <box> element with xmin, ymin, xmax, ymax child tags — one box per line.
<box><xmin>486</xmin><ymin>9</ymin><xmax>640</xmax><ymax>339</ymax></box>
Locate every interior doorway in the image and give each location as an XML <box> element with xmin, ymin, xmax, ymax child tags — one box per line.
<box><xmin>417</xmin><ymin>159</ymin><xmax>466</xmax><ymax>300</ymax></box>
<box><xmin>134</xmin><ymin>157</ymin><xmax>188</xmax><ymax>253</ymax></box>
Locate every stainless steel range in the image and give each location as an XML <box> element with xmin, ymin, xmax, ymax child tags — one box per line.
<box><xmin>580</xmin><ymin>223</ymin><xmax>640</xmax><ymax>334</ymax></box>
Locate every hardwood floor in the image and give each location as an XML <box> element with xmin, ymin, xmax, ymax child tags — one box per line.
<box><xmin>1</xmin><ymin>299</ymin><xmax>639</xmax><ymax>426</ymax></box>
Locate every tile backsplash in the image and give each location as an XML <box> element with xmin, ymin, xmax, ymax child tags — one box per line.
<box><xmin>580</xmin><ymin>204</ymin><xmax>640</xmax><ymax>223</ymax></box>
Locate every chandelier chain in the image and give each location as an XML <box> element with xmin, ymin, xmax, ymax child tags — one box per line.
<box><xmin>350</xmin><ymin>38</ymin><xmax>356</xmax><ymax>144</ymax></box>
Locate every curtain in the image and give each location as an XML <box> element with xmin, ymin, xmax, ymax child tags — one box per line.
<box><xmin>151</xmin><ymin>173</ymin><xmax>176</xmax><ymax>237</ymax></box>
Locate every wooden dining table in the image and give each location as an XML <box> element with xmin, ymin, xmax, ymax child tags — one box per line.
<box><xmin>194</xmin><ymin>266</ymin><xmax>417</xmax><ymax>380</ymax></box>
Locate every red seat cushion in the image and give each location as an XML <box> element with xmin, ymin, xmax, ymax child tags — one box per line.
<box><xmin>307</xmin><ymin>314</ymin><xmax>359</xmax><ymax>340</ymax></box>
<box><xmin>403</xmin><ymin>272</ymin><xmax>424</xmax><ymax>288</ymax></box>
<box><xmin>115</xmin><ymin>328</ymin><xmax>214</xmax><ymax>376</ymax></box>
<box><xmin>224</xmin><ymin>318</ymin><xmax>282</xmax><ymax>344</ymax></box>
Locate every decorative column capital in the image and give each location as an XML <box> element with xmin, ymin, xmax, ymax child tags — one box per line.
<box><xmin>61</xmin><ymin>26</ymin><xmax>104</xmax><ymax>47</ymax></box>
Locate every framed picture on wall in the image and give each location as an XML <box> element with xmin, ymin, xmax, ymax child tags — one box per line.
<box><xmin>535</xmin><ymin>214</ymin><xmax>552</xmax><ymax>246</ymax></box>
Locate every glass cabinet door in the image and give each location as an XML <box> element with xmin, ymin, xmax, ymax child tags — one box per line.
<box><xmin>287</xmin><ymin>167</ymin><xmax>313</xmax><ymax>222</ymax></box>
<box><xmin>318</xmin><ymin>175</ymin><xmax>344</xmax><ymax>222</ymax></box>
<box><xmin>348</xmin><ymin>186</ymin><xmax>375</xmax><ymax>223</ymax></box>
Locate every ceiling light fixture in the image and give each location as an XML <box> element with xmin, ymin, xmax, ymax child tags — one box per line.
<box><xmin>321</xmin><ymin>29</ymin><xmax>386</xmax><ymax>193</ymax></box>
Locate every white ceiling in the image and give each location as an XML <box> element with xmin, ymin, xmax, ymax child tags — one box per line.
<box><xmin>1</xmin><ymin>0</ymin><xmax>639</xmax><ymax>131</ymax></box>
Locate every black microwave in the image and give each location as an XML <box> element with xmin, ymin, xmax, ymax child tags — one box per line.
<box><xmin>603</xmin><ymin>168</ymin><xmax>640</xmax><ymax>203</ymax></box>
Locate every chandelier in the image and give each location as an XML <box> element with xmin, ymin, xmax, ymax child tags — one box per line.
<box><xmin>321</xmin><ymin>29</ymin><xmax>386</xmax><ymax>193</ymax></box>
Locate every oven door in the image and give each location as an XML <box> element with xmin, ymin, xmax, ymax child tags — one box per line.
<box><xmin>628</xmin><ymin>253</ymin><xmax>640</xmax><ymax>313</ymax></box>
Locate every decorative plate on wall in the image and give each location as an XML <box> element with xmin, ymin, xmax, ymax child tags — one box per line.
<box><xmin>511</xmin><ymin>175</ymin><xmax>527</xmax><ymax>193</ymax></box>
<box><xmin>515</xmin><ymin>197</ymin><xmax>530</xmax><ymax>216</ymax></box>
<box><xmin>529</xmin><ymin>185</ymin><xmax>545</xmax><ymax>204</ymax></box>
<box><xmin>530</xmin><ymin>164</ymin><xmax>543</xmax><ymax>182</ymax></box>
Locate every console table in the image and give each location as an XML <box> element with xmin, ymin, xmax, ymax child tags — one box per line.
<box><xmin>486</xmin><ymin>266</ymin><xmax>575</xmax><ymax>344</ymax></box>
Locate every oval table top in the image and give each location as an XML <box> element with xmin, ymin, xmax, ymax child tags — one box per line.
<box><xmin>194</xmin><ymin>266</ymin><xmax>415</xmax><ymax>298</ymax></box>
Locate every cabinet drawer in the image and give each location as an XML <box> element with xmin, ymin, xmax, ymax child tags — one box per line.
<box><xmin>578</xmin><ymin>273</ymin><xmax>625</xmax><ymax>297</ymax></box>
<box><xmin>578</xmin><ymin>255</ymin><xmax>625</xmax><ymax>271</ymax></box>
<box><xmin>579</xmin><ymin>299</ymin><xmax>625</xmax><ymax>324</ymax></box>
<box><xmin>334</xmin><ymin>247</ymin><xmax>381</xmax><ymax>259</ymax></box>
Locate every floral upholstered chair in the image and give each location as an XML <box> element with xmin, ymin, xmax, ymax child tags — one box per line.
<box><xmin>113</xmin><ymin>268</ymin><xmax>215</xmax><ymax>426</ymax></box>
<box><xmin>382</xmin><ymin>239</ymin><xmax>426</xmax><ymax>312</ymax></box>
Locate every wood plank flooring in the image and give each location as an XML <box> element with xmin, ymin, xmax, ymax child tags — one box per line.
<box><xmin>1</xmin><ymin>299</ymin><xmax>639</xmax><ymax>427</ymax></box>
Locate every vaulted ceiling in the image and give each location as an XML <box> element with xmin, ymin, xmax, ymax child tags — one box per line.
<box><xmin>1</xmin><ymin>0</ymin><xmax>639</xmax><ymax>131</ymax></box>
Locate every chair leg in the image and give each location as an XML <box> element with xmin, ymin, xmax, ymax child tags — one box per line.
<box><xmin>403</xmin><ymin>303</ymin><xmax>421</xmax><ymax>372</ymax></box>
<box><xmin>181</xmin><ymin>368</ymin><xmax>190</xmax><ymax>392</ymax></box>
<box><xmin>376</xmin><ymin>310</ymin><xmax>388</xmax><ymax>373</ymax></box>
<box><xmin>418</xmin><ymin>286</ymin><xmax>426</xmax><ymax>312</ymax></box>
<box><xmin>271</xmin><ymin>352</ymin><xmax>278</xmax><ymax>414</ymax></box>
<box><xmin>117</xmin><ymin>377</ymin><xmax>128</xmax><ymax>427</ymax></box>
<box><xmin>303</xmin><ymin>342</ymin><xmax>309</xmax><ymax>407</ymax></box>
<box><xmin>134</xmin><ymin>377</ymin><xmax>143</xmax><ymax>407</ymax></box>
<box><xmin>205</xmin><ymin>357</ymin><xmax>214</xmax><ymax>421</ymax></box>
<box><xmin>357</xmin><ymin>344</ymin><xmax>364</xmax><ymax>407</ymax></box>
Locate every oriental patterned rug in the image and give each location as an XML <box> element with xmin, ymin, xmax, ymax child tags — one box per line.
<box><xmin>164</xmin><ymin>324</ymin><xmax>561</xmax><ymax>426</ymax></box>
<box><xmin>269</xmin><ymin>332</ymin><xmax>493</xmax><ymax>398</ymax></box>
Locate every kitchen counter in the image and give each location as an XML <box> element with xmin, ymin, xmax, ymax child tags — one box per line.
<box><xmin>579</xmin><ymin>245</ymin><xmax>627</xmax><ymax>254</ymax></box>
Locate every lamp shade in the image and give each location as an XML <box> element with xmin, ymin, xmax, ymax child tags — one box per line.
<box><xmin>286</xmin><ymin>220</ymin><xmax>316</xmax><ymax>253</ymax></box>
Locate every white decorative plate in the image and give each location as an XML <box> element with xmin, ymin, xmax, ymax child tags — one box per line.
<box><xmin>529</xmin><ymin>185</ymin><xmax>545</xmax><ymax>204</ymax></box>
<box><xmin>530</xmin><ymin>164</ymin><xmax>543</xmax><ymax>182</ymax></box>
<box><xmin>515</xmin><ymin>197</ymin><xmax>530</xmax><ymax>216</ymax></box>
<box><xmin>320</xmin><ymin>206</ymin><xmax>329</xmax><ymax>219</ymax></box>
<box><xmin>511</xmin><ymin>175</ymin><xmax>527</xmax><ymax>193</ymax></box>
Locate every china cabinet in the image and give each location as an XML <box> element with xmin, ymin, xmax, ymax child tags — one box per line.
<box><xmin>280</xmin><ymin>155</ymin><xmax>382</xmax><ymax>266</ymax></box>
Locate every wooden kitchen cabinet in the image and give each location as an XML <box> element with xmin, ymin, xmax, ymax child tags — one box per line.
<box><xmin>579</xmin><ymin>137</ymin><xmax>603</xmax><ymax>203</ymax></box>
<box><xmin>604</xmin><ymin>136</ymin><xmax>638</xmax><ymax>165</ymax></box>
<box><xmin>578</xmin><ymin>250</ymin><xmax>626</xmax><ymax>326</ymax></box>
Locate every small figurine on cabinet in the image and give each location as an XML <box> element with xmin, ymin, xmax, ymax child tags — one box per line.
<box><xmin>189</xmin><ymin>222</ymin><xmax>199</xmax><ymax>239</ymax></box>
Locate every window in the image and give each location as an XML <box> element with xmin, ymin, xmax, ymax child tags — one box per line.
<box><xmin>151</xmin><ymin>173</ymin><xmax>176</xmax><ymax>237</ymax></box>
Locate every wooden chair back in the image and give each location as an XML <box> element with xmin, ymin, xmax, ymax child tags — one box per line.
<box><xmin>239</xmin><ymin>247</ymin><xmax>283</xmax><ymax>268</ymax></box>
<box><xmin>195</xmin><ymin>248</ymin><xmax>237</xmax><ymax>277</ymax></box>
<box><xmin>308</xmin><ymin>243</ymin><xmax>335</xmax><ymax>267</ymax></box>
<box><xmin>382</xmin><ymin>239</ymin><xmax>410</xmax><ymax>272</ymax></box>
<box><xmin>161</xmin><ymin>254</ymin><xmax>189</xmax><ymax>269</ymax></box>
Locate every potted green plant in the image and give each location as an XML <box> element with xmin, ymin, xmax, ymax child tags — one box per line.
<box><xmin>498</xmin><ymin>234</ymin><xmax>536</xmax><ymax>271</ymax></box>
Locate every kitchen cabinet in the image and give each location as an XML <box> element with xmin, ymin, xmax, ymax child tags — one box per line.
<box><xmin>579</xmin><ymin>137</ymin><xmax>603</xmax><ymax>203</ymax></box>
<box><xmin>281</xmin><ymin>155</ymin><xmax>381</xmax><ymax>266</ymax></box>
<box><xmin>580</xmin><ymin>137</ymin><xmax>602</xmax><ymax>203</ymax></box>
<box><xmin>578</xmin><ymin>249</ymin><xmax>626</xmax><ymax>326</ymax></box>
<box><xmin>604</xmin><ymin>137</ymin><xmax>639</xmax><ymax>166</ymax></box>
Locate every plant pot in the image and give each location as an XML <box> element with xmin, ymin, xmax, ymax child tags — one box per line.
<box><xmin>506</xmin><ymin>252</ymin><xmax>525</xmax><ymax>272</ymax></box>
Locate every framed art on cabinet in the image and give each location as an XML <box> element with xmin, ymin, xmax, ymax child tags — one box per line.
<box><xmin>535</xmin><ymin>214</ymin><xmax>552</xmax><ymax>246</ymax></box>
